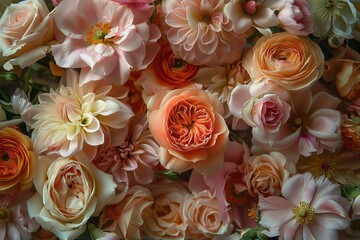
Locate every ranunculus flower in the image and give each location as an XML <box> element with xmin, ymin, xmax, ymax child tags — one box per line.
<box><xmin>341</xmin><ymin>116</ymin><xmax>360</xmax><ymax>153</ymax></box>
<box><xmin>51</xmin><ymin>0</ymin><xmax>161</xmax><ymax>85</ymax></box>
<box><xmin>27</xmin><ymin>156</ymin><xmax>117</xmax><ymax>240</ymax></box>
<box><xmin>242</xmin><ymin>32</ymin><xmax>324</xmax><ymax>90</ymax></box>
<box><xmin>278</xmin><ymin>0</ymin><xmax>313</xmax><ymax>36</ymax></box>
<box><xmin>0</xmin><ymin>192</ymin><xmax>40</xmax><ymax>240</ymax></box>
<box><xmin>0</xmin><ymin>0</ymin><xmax>54</xmax><ymax>70</ymax></box>
<box><xmin>259</xmin><ymin>173</ymin><xmax>351</xmax><ymax>239</ymax></box>
<box><xmin>137</xmin><ymin>43</ymin><xmax>200</xmax><ymax>103</ymax></box>
<box><xmin>183</xmin><ymin>190</ymin><xmax>233</xmax><ymax>239</ymax></box>
<box><xmin>0</xmin><ymin>127</ymin><xmax>36</xmax><ymax>192</ymax></box>
<box><xmin>22</xmin><ymin>69</ymin><xmax>134</xmax><ymax>160</ymax></box>
<box><xmin>147</xmin><ymin>88</ymin><xmax>229</xmax><ymax>174</ymax></box>
<box><xmin>243</xmin><ymin>152</ymin><xmax>296</xmax><ymax>197</ymax></box>
<box><xmin>162</xmin><ymin>0</ymin><xmax>246</xmax><ymax>66</ymax></box>
<box><xmin>142</xmin><ymin>182</ymin><xmax>190</xmax><ymax>240</ymax></box>
<box><xmin>99</xmin><ymin>186</ymin><xmax>153</xmax><ymax>240</ymax></box>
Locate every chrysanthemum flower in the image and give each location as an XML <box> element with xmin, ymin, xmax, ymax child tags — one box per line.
<box><xmin>259</xmin><ymin>173</ymin><xmax>351</xmax><ymax>239</ymax></box>
<box><xmin>162</xmin><ymin>0</ymin><xmax>246</xmax><ymax>66</ymax></box>
<box><xmin>23</xmin><ymin>69</ymin><xmax>134</xmax><ymax>159</ymax></box>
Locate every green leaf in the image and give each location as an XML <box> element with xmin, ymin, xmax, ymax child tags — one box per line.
<box><xmin>343</xmin><ymin>185</ymin><xmax>360</xmax><ymax>200</ymax></box>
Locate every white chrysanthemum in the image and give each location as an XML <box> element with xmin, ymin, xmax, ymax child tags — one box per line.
<box><xmin>309</xmin><ymin>0</ymin><xmax>358</xmax><ymax>38</ymax></box>
<box><xmin>162</xmin><ymin>0</ymin><xmax>246</xmax><ymax>66</ymax></box>
<box><xmin>23</xmin><ymin>69</ymin><xmax>134</xmax><ymax>159</ymax></box>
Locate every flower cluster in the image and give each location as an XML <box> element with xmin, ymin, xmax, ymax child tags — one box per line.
<box><xmin>0</xmin><ymin>0</ymin><xmax>359</xmax><ymax>239</ymax></box>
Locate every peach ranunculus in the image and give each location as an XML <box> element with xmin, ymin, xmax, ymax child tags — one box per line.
<box><xmin>27</xmin><ymin>156</ymin><xmax>117</xmax><ymax>240</ymax></box>
<box><xmin>162</xmin><ymin>0</ymin><xmax>246</xmax><ymax>66</ymax></box>
<box><xmin>99</xmin><ymin>185</ymin><xmax>153</xmax><ymax>240</ymax></box>
<box><xmin>22</xmin><ymin>69</ymin><xmax>134</xmax><ymax>160</ymax></box>
<box><xmin>142</xmin><ymin>182</ymin><xmax>190</xmax><ymax>239</ymax></box>
<box><xmin>183</xmin><ymin>190</ymin><xmax>233</xmax><ymax>239</ymax></box>
<box><xmin>243</xmin><ymin>152</ymin><xmax>296</xmax><ymax>197</ymax></box>
<box><xmin>51</xmin><ymin>0</ymin><xmax>161</xmax><ymax>85</ymax></box>
<box><xmin>242</xmin><ymin>32</ymin><xmax>324</xmax><ymax>90</ymax></box>
<box><xmin>147</xmin><ymin>88</ymin><xmax>229</xmax><ymax>174</ymax></box>
<box><xmin>0</xmin><ymin>0</ymin><xmax>54</xmax><ymax>70</ymax></box>
<box><xmin>0</xmin><ymin>127</ymin><xmax>36</xmax><ymax>192</ymax></box>
<box><xmin>137</xmin><ymin>43</ymin><xmax>201</xmax><ymax>103</ymax></box>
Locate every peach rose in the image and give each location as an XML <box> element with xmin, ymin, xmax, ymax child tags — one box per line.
<box><xmin>142</xmin><ymin>183</ymin><xmax>190</xmax><ymax>239</ymax></box>
<box><xmin>27</xmin><ymin>156</ymin><xmax>116</xmax><ymax>240</ymax></box>
<box><xmin>147</xmin><ymin>88</ymin><xmax>229</xmax><ymax>174</ymax></box>
<box><xmin>242</xmin><ymin>32</ymin><xmax>324</xmax><ymax>90</ymax></box>
<box><xmin>0</xmin><ymin>0</ymin><xmax>54</xmax><ymax>70</ymax></box>
<box><xmin>99</xmin><ymin>185</ymin><xmax>153</xmax><ymax>240</ymax></box>
<box><xmin>183</xmin><ymin>190</ymin><xmax>232</xmax><ymax>239</ymax></box>
<box><xmin>243</xmin><ymin>152</ymin><xmax>296</xmax><ymax>197</ymax></box>
<box><xmin>0</xmin><ymin>127</ymin><xmax>36</xmax><ymax>192</ymax></box>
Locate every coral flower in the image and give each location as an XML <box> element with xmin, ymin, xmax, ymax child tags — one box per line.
<box><xmin>147</xmin><ymin>88</ymin><xmax>229</xmax><ymax>174</ymax></box>
<box><xmin>162</xmin><ymin>0</ymin><xmax>246</xmax><ymax>66</ymax></box>
<box><xmin>0</xmin><ymin>127</ymin><xmax>36</xmax><ymax>192</ymax></box>
<box><xmin>259</xmin><ymin>173</ymin><xmax>351</xmax><ymax>239</ymax></box>
<box><xmin>23</xmin><ymin>69</ymin><xmax>134</xmax><ymax>159</ymax></box>
<box><xmin>51</xmin><ymin>0</ymin><xmax>161</xmax><ymax>85</ymax></box>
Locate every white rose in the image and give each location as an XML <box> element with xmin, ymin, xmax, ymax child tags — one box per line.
<box><xmin>0</xmin><ymin>0</ymin><xmax>54</xmax><ymax>70</ymax></box>
<box><xmin>27</xmin><ymin>156</ymin><xmax>116</xmax><ymax>240</ymax></box>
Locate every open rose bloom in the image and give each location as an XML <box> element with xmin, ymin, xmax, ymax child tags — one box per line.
<box><xmin>0</xmin><ymin>0</ymin><xmax>360</xmax><ymax>239</ymax></box>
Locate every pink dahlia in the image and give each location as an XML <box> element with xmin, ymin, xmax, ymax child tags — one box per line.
<box><xmin>162</xmin><ymin>0</ymin><xmax>246</xmax><ymax>66</ymax></box>
<box><xmin>93</xmin><ymin>113</ymin><xmax>159</xmax><ymax>186</ymax></box>
<box><xmin>51</xmin><ymin>0</ymin><xmax>161</xmax><ymax>85</ymax></box>
<box><xmin>259</xmin><ymin>173</ymin><xmax>351</xmax><ymax>239</ymax></box>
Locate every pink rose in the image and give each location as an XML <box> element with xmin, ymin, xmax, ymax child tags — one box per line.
<box><xmin>147</xmin><ymin>88</ymin><xmax>229</xmax><ymax>174</ymax></box>
<box><xmin>0</xmin><ymin>0</ymin><xmax>54</xmax><ymax>70</ymax></box>
<box><xmin>278</xmin><ymin>0</ymin><xmax>313</xmax><ymax>36</ymax></box>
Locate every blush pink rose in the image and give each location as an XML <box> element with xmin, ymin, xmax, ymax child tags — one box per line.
<box><xmin>147</xmin><ymin>88</ymin><xmax>229</xmax><ymax>174</ymax></box>
<box><xmin>0</xmin><ymin>0</ymin><xmax>54</xmax><ymax>70</ymax></box>
<box><xmin>278</xmin><ymin>0</ymin><xmax>313</xmax><ymax>36</ymax></box>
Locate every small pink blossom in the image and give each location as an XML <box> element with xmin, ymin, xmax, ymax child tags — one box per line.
<box><xmin>278</xmin><ymin>0</ymin><xmax>313</xmax><ymax>36</ymax></box>
<box><xmin>259</xmin><ymin>173</ymin><xmax>351</xmax><ymax>239</ymax></box>
<box><xmin>52</xmin><ymin>0</ymin><xmax>161</xmax><ymax>85</ymax></box>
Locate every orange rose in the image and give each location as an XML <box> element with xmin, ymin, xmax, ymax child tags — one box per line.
<box><xmin>147</xmin><ymin>88</ymin><xmax>229</xmax><ymax>174</ymax></box>
<box><xmin>243</xmin><ymin>32</ymin><xmax>324</xmax><ymax>90</ymax></box>
<box><xmin>0</xmin><ymin>127</ymin><xmax>36</xmax><ymax>192</ymax></box>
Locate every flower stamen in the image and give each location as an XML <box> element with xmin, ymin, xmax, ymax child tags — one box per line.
<box><xmin>292</xmin><ymin>202</ymin><xmax>315</xmax><ymax>225</ymax></box>
<box><xmin>86</xmin><ymin>22</ymin><xmax>111</xmax><ymax>45</ymax></box>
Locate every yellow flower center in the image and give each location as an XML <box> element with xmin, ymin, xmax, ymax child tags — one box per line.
<box><xmin>292</xmin><ymin>202</ymin><xmax>315</xmax><ymax>225</ymax></box>
<box><xmin>0</xmin><ymin>208</ymin><xmax>11</xmax><ymax>224</ymax></box>
<box><xmin>294</xmin><ymin>117</ymin><xmax>303</xmax><ymax>126</ymax></box>
<box><xmin>86</xmin><ymin>22</ymin><xmax>111</xmax><ymax>44</ymax></box>
<box><xmin>297</xmin><ymin>151</ymin><xmax>336</xmax><ymax>179</ymax></box>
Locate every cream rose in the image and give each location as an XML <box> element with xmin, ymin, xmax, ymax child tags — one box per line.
<box><xmin>243</xmin><ymin>152</ymin><xmax>296</xmax><ymax>197</ymax></box>
<box><xmin>147</xmin><ymin>88</ymin><xmax>229</xmax><ymax>174</ymax></box>
<box><xmin>142</xmin><ymin>183</ymin><xmax>190</xmax><ymax>239</ymax></box>
<box><xmin>242</xmin><ymin>32</ymin><xmax>324</xmax><ymax>90</ymax></box>
<box><xmin>99</xmin><ymin>185</ymin><xmax>153</xmax><ymax>240</ymax></box>
<box><xmin>183</xmin><ymin>190</ymin><xmax>232</xmax><ymax>239</ymax></box>
<box><xmin>0</xmin><ymin>0</ymin><xmax>54</xmax><ymax>70</ymax></box>
<box><xmin>27</xmin><ymin>156</ymin><xmax>116</xmax><ymax>240</ymax></box>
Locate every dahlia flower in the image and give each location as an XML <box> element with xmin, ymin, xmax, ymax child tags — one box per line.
<box><xmin>23</xmin><ymin>69</ymin><xmax>134</xmax><ymax>159</ymax></box>
<box><xmin>93</xmin><ymin>113</ymin><xmax>159</xmax><ymax>186</ymax></box>
<box><xmin>259</xmin><ymin>173</ymin><xmax>351</xmax><ymax>239</ymax></box>
<box><xmin>51</xmin><ymin>0</ymin><xmax>161</xmax><ymax>85</ymax></box>
<box><xmin>162</xmin><ymin>0</ymin><xmax>246</xmax><ymax>66</ymax></box>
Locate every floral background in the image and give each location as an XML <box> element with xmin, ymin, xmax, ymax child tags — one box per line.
<box><xmin>0</xmin><ymin>0</ymin><xmax>360</xmax><ymax>239</ymax></box>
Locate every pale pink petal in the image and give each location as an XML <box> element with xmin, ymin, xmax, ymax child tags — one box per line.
<box><xmin>229</xmin><ymin>85</ymin><xmax>251</xmax><ymax>119</ymax></box>
<box><xmin>308</xmin><ymin>92</ymin><xmax>341</xmax><ymax>113</ymax></box>
<box><xmin>280</xmin><ymin>219</ymin><xmax>302</xmax><ymax>240</ymax></box>
<box><xmin>253</xmin><ymin>7</ymin><xmax>279</xmax><ymax>28</ymax></box>
<box><xmin>259</xmin><ymin>196</ymin><xmax>293</xmax><ymax>230</ymax></box>
<box><xmin>308</xmin><ymin>221</ymin><xmax>339</xmax><ymax>240</ymax></box>
<box><xmin>51</xmin><ymin>38</ymin><xmax>88</xmax><ymax>68</ymax></box>
<box><xmin>314</xmin><ymin>203</ymin><xmax>351</xmax><ymax>230</ymax></box>
<box><xmin>282</xmin><ymin>173</ymin><xmax>316</xmax><ymax>205</ymax></box>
